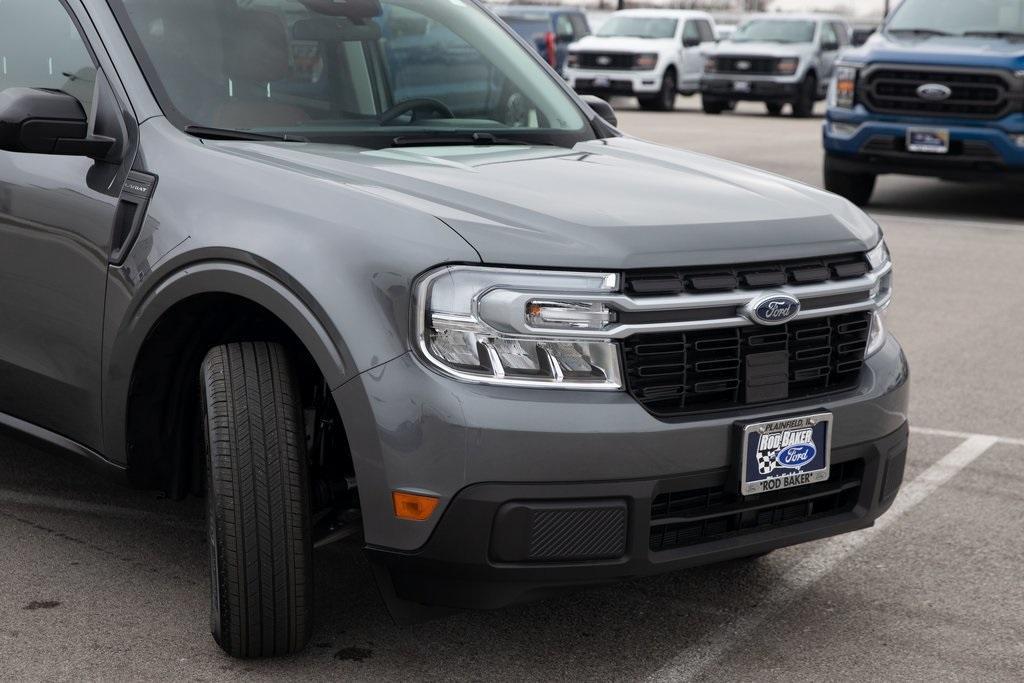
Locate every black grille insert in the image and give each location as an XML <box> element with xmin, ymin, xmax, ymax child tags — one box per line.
<box><xmin>576</xmin><ymin>52</ymin><xmax>636</xmax><ymax>70</ymax></box>
<box><xmin>863</xmin><ymin>67</ymin><xmax>1014</xmax><ymax>119</ymax></box>
<box><xmin>623</xmin><ymin>312</ymin><xmax>871</xmax><ymax>417</ymax></box>
<box><xmin>715</xmin><ymin>56</ymin><xmax>778</xmax><ymax>75</ymax></box>
<box><xmin>649</xmin><ymin>460</ymin><xmax>864</xmax><ymax>552</ymax></box>
<box><xmin>623</xmin><ymin>253</ymin><xmax>869</xmax><ymax>297</ymax></box>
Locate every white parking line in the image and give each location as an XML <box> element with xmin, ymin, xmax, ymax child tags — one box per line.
<box><xmin>910</xmin><ymin>425</ymin><xmax>1024</xmax><ymax>447</ymax></box>
<box><xmin>645</xmin><ymin>434</ymin><xmax>1000</xmax><ymax>683</ymax></box>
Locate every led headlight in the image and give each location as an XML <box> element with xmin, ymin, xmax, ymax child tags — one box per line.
<box><xmin>865</xmin><ymin>239</ymin><xmax>893</xmax><ymax>358</ymax></box>
<box><xmin>832</xmin><ymin>65</ymin><xmax>859</xmax><ymax>109</ymax></box>
<box><xmin>866</xmin><ymin>239</ymin><xmax>890</xmax><ymax>271</ymax></box>
<box><xmin>414</xmin><ymin>266</ymin><xmax>623</xmax><ymax>389</ymax></box>
<box><xmin>776</xmin><ymin>58</ymin><xmax>799</xmax><ymax>75</ymax></box>
<box><xmin>634</xmin><ymin>53</ymin><xmax>658</xmax><ymax>70</ymax></box>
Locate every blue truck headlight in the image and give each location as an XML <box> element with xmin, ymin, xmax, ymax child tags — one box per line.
<box><xmin>832</xmin><ymin>65</ymin><xmax>859</xmax><ymax>109</ymax></box>
<box><xmin>414</xmin><ymin>266</ymin><xmax>623</xmax><ymax>389</ymax></box>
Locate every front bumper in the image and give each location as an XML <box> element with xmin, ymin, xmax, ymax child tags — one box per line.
<box><xmin>566</xmin><ymin>68</ymin><xmax>663</xmax><ymax>96</ymax></box>
<box><xmin>824</xmin><ymin>106</ymin><xmax>1024</xmax><ymax>178</ymax></box>
<box><xmin>369</xmin><ymin>422</ymin><xmax>907</xmax><ymax>611</ymax></box>
<box><xmin>702</xmin><ymin>75</ymin><xmax>803</xmax><ymax>102</ymax></box>
<box><xmin>335</xmin><ymin>335</ymin><xmax>909</xmax><ymax>609</ymax></box>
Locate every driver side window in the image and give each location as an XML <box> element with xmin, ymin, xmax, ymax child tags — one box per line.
<box><xmin>682</xmin><ymin>20</ymin><xmax>701</xmax><ymax>45</ymax></box>
<box><xmin>821</xmin><ymin>22</ymin><xmax>839</xmax><ymax>50</ymax></box>
<box><xmin>0</xmin><ymin>0</ymin><xmax>97</xmax><ymax>119</ymax></box>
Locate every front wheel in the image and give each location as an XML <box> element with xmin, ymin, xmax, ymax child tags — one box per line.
<box><xmin>824</xmin><ymin>155</ymin><xmax>877</xmax><ymax>206</ymax></box>
<box><xmin>792</xmin><ymin>74</ymin><xmax>818</xmax><ymax>118</ymax></box>
<box><xmin>203</xmin><ymin>342</ymin><xmax>314</xmax><ymax>658</ymax></box>
<box><xmin>639</xmin><ymin>70</ymin><xmax>677</xmax><ymax>111</ymax></box>
<box><xmin>766</xmin><ymin>102</ymin><xmax>784</xmax><ymax>116</ymax></box>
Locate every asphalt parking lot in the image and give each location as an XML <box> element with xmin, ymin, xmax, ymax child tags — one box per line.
<box><xmin>2</xmin><ymin>98</ymin><xmax>1023</xmax><ymax>682</ymax></box>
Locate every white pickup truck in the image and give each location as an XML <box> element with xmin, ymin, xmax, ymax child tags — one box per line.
<box><xmin>565</xmin><ymin>9</ymin><xmax>718</xmax><ymax>111</ymax></box>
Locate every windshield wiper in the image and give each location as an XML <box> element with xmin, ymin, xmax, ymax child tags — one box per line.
<box><xmin>184</xmin><ymin>125</ymin><xmax>306</xmax><ymax>142</ymax></box>
<box><xmin>887</xmin><ymin>28</ymin><xmax>953</xmax><ymax>37</ymax></box>
<box><xmin>963</xmin><ymin>30</ymin><xmax>1024</xmax><ymax>40</ymax></box>
<box><xmin>390</xmin><ymin>132</ymin><xmax>550</xmax><ymax>148</ymax></box>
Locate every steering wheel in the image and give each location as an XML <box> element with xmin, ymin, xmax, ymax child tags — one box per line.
<box><xmin>379</xmin><ymin>98</ymin><xmax>456</xmax><ymax>125</ymax></box>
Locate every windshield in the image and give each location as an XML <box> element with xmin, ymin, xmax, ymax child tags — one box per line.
<box><xmin>887</xmin><ymin>0</ymin><xmax>1024</xmax><ymax>37</ymax></box>
<box><xmin>109</xmin><ymin>0</ymin><xmax>592</xmax><ymax>148</ymax></box>
<box><xmin>597</xmin><ymin>16</ymin><xmax>677</xmax><ymax>39</ymax></box>
<box><xmin>731</xmin><ymin>19</ymin><xmax>816</xmax><ymax>44</ymax></box>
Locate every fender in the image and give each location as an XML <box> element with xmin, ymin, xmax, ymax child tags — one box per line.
<box><xmin>101</xmin><ymin>260</ymin><xmax>351</xmax><ymax>466</ymax></box>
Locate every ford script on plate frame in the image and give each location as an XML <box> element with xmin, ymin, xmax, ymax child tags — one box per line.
<box><xmin>740</xmin><ymin>413</ymin><xmax>833</xmax><ymax>496</ymax></box>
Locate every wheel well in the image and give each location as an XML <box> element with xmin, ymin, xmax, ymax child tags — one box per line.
<box><xmin>125</xmin><ymin>293</ymin><xmax>352</xmax><ymax>498</ymax></box>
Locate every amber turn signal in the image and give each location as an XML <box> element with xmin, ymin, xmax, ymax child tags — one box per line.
<box><xmin>392</xmin><ymin>491</ymin><xmax>440</xmax><ymax>521</ymax></box>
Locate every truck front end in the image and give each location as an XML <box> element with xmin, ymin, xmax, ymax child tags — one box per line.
<box><xmin>823</xmin><ymin>0</ymin><xmax>1024</xmax><ymax>205</ymax></box>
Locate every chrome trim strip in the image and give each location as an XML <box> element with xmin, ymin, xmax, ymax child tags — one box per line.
<box><xmin>478</xmin><ymin>262</ymin><xmax>892</xmax><ymax>339</ymax></box>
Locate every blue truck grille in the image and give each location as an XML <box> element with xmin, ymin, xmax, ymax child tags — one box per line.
<box><xmin>863</xmin><ymin>66</ymin><xmax>1015</xmax><ymax>119</ymax></box>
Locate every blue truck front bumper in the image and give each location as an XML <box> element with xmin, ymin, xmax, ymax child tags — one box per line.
<box><xmin>823</xmin><ymin>106</ymin><xmax>1024</xmax><ymax>178</ymax></box>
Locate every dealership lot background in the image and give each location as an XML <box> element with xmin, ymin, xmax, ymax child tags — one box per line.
<box><xmin>1</xmin><ymin>96</ymin><xmax>1021</xmax><ymax>680</ymax></box>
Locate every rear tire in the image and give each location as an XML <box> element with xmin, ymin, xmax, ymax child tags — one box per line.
<box><xmin>203</xmin><ymin>342</ymin><xmax>313</xmax><ymax>658</ymax></box>
<box><xmin>824</xmin><ymin>155</ymin><xmax>877</xmax><ymax>206</ymax></box>
<box><xmin>792</xmin><ymin>74</ymin><xmax>817</xmax><ymax>118</ymax></box>
<box><xmin>639</xmin><ymin>69</ymin><xmax>677</xmax><ymax>111</ymax></box>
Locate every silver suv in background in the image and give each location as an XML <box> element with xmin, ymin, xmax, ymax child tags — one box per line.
<box><xmin>565</xmin><ymin>9</ymin><xmax>717</xmax><ymax>111</ymax></box>
<box><xmin>702</xmin><ymin>14</ymin><xmax>850</xmax><ymax>117</ymax></box>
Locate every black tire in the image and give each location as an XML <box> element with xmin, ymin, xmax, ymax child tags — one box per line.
<box><xmin>824</xmin><ymin>155</ymin><xmax>877</xmax><ymax>206</ymax></box>
<box><xmin>639</xmin><ymin>69</ymin><xmax>677</xmax><ymax>111</ymax></box>
<box><xmin>202</xmin><ymin>342</ymin><xmax>313</xmax><ymax>658</ymax></box>
<box><xmin>766</xmin><ymin>102</ymin><xmax>784</xmax><ymax>116</ymax></box>
<box><xmin>792</xmin><ymin>74</ymin><xmax>817</xmax><ymax>118</ymax></box>
<box><xmin>702</xmin><ymin>96</ymin><xmax>727</xmax><ymax>115</ymax></box>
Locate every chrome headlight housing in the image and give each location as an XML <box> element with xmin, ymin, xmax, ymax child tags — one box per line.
<box><xmin>830</xmin><ymin>64</ymin><xmax>859</xmax><ymax>109</ymax></box>
<box><xmin>413</xmin><ymin>266</ymin><xmax>624</xmax><ymax>389</ymax></box>
<box><xmin>864</xmin><ymin>239</ymin><xmax>893</xmax><ymax>358</ymax></box>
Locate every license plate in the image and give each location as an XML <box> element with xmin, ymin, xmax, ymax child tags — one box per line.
<box><xmin>906</xmin><ymin>128</ymin><xmax>950</xmax><ymax>154</ymax></box>
<box><xmin>740</xmin><ymin>413</ymin><xmax>832</xmax><ymax>496</ymax></box>
<box><xmin>593</xmin><ymin>76</ymin><xmax>611</xmax><ymax>88</ymax></box>
<box><xmin>734</xmin><ymin>81</ymin><xmax>751</xmax><ymax>93</ymax></box>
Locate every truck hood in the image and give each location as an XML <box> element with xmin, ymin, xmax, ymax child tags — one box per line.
<box><xmin>569</xmin><ymin>35</ymin><xmax>677</xmax><ymax>55</ymax></box>
<box><xmin>708</xmin><ymin>41</ymin><xmax>815</xmax><ymax>58</ymax></box>
<box><xmin>211</xmin><ymin>136</ymin><xmax>879</xmax><ymax>269</ymax></box>
<box><xmin>845</xmin><ymin>32</ymin><xmax>1024</xmax><ymax>70</ymax></box>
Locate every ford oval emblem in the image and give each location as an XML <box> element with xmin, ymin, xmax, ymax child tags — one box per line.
<box><xmin>596</xmin><ymin>55</ymin><xmax>612</xmax><ymax>66</ymax></box>
<box><xmin>916</xmin><ymin>83</ymin><xmax>952</xmax><ymax>101</ymax></box>
<box><xmin>776</xmin><ymin>443</ymin><xmax>817</xmax><ymax>469</ymax></box>
<box><xmin>736</xmin><ymin>60</ymin><xmax>752</xmax><ymax>71</ymax></box>
<box><xmin>744</xmin><ymin>293</ymin><xmax>801</xmax><ymax>326</ymax></box>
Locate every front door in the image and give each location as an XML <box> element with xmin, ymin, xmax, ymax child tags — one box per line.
<box><xmin>0</xmin><ymin>0</ymin><xmax>128</xmax><ymax>450</ymax></box>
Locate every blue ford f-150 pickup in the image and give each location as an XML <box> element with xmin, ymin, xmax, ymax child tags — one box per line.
<box><xmin>823</xmin><ymin>0</ymin><xmax>1024</xmax><ymax>205</ymax></box>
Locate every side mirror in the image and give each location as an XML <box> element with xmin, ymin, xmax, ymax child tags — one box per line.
<box><xmin>683</xmin><ymin>37</ymin><xmax>701</xmax><ymax>48</ymax></box>
<box><xmin>822</xmin><ymin>41</ymin><xmax>840</xmax><ymax>52</ymax></box>
<box><xmin>0</xmin><ymin>87</ymin><xmax>114</xmax><ymax>157</ymax></box>
<box><xmin>581</xmin><ymin>94</ymin><xmax>617</xmax><ymax>128</ymax></box>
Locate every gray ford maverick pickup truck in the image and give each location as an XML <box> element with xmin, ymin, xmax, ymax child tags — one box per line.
<box><xmin>0</xmin><ymin>0</ymin><xmax>907</xmax><ymax>658</ymax></box>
